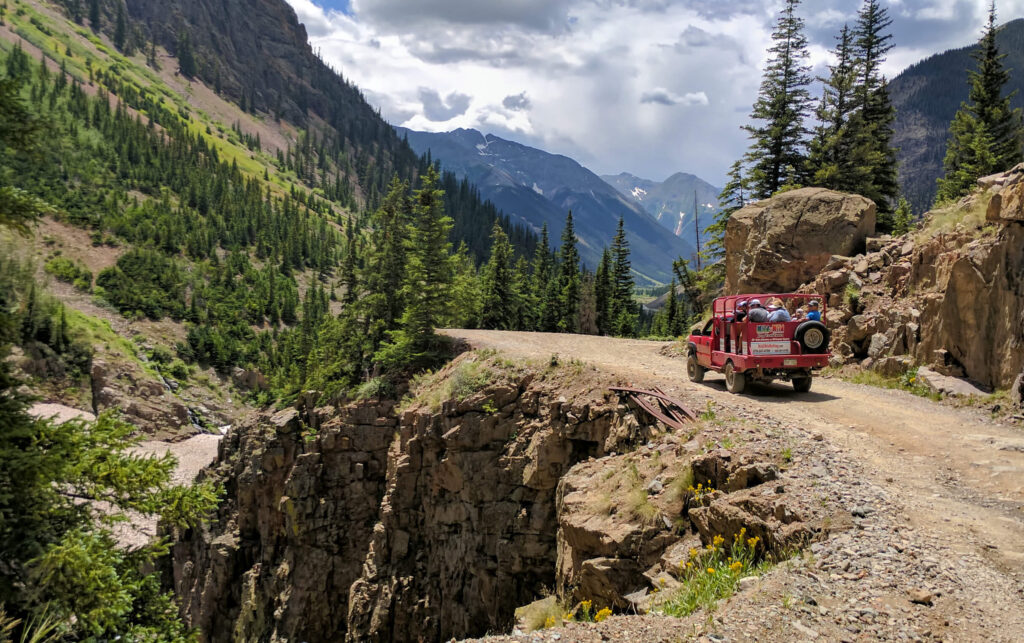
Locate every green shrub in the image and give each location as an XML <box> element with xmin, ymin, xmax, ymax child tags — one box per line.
<box><xmin>44</xmin><ymin>257</ymin><xmax>92</xmax><ymax>292</ymax></box>
<box><xmin>354</xmin><ymin>377</ymin><xmax>394</xmax><ymax>400</ymax></box>
<box><xmin>168</xmin><ymin>359</ymin><xmax>189</xmax><ymax>381</ymax></box>
<box><xmin>147</xmin><ymin>344</ymin><xmax>174</xmax><ymax>364</ymax></box>
<box><xmin>844</xmin><ymin>283</ymin><xmax>861</xmax><ymax>312</ymax></box>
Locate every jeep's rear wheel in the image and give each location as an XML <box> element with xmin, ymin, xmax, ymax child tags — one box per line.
<box><xmin>687</xmin><ymin>353</ymin><xmax>706</xmax><ymax>383</ymax></box>
<box><xmin>792</xmin><ymin>376</ymin><xmax>812</xmax><ymax>393</ymax></box>
<box><xmin>724</xmin><ymin>361</ymin><xmax>746</xmax><ymax>394</ymax></box>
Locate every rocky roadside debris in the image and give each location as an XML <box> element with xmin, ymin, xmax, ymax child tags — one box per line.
<box><xmin>469</xmin><ymin>401</ymin><xmax>1024</xmax><ymax>643</ymax></box>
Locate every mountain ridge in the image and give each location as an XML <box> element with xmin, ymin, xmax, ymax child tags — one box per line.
<box><xmin>601</xmin><ymin>171</ymin><xmax>720</xmax><ymax>248</ymax></box>
<box><xmin>890</xmin><ymin>17</ymin><xmax>1024</xmax><ymax>213</ymax></box>
<box><xmin>397</xmin><ymin>126</ymin><xmax>695</xmax><ymax>284</ymax></box>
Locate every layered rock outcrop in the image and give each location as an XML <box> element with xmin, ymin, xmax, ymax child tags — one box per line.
<box><xmin>725</xmin><ymin>188</ymin><xmax>876</xmax><ymax>294</ymax></box>
<box><xmin>167</xmin><ymin>401</ymin><xmax>396</xmax><ymax>642</ymax></box>
<box><xmin>803</xmin><ymin>166</ymin><xmax>1024</xmax><ymax>391</ymax></box>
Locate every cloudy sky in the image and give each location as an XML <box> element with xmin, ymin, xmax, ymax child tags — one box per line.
<box><xmin>285</xmin><ymin>0</ymin><xmax>1024</xmax><ymax>187</ymax></box>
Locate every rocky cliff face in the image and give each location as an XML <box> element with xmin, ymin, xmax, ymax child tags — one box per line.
<box><xmin>804</xmin><ymin>164</ymin><xmax>1024</xmax><ymax>391</ymax></box>
<box><xmin>167</xmin><ymin>352</ymin><xmax>833</xmax><ymax>641</ymax></box>
<box><xmin>167</xmin><ymin>400</ymin><xmax>396</xmax><ymax>642</ymax></box>
<box><xmin>167</xmin><ymin>355</ymin><xmax>660</xmax><ymax>641</ymax></box>
<box><xmin>725</xmin><ymin>188</ymin><xmax>876</xmax><ymax>294</ymax></box>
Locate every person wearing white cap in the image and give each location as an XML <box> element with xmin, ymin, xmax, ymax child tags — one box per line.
<box><xmin>747</xmin><ymin>298</ymin><xmax>770</xmax><ymax>322</ymax></box>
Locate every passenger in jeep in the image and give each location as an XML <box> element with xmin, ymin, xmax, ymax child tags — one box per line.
<box><xmin>806</xmin><ymin>300</ymin><xmax>822</xmax><ymax>321</ymax></box>
<box><xmin>767</xmin><ymin>297</ymin><xmax>791</xmax><ymax>322</ymax></box>
<box><xmin>747</xmin><ymin>299</ymin><xmax>769</xmax><ymax>322</ymax></box>
<box><xmin>732</xmin><ymin>299</ymin><xmax>748</xmax><ymax>354</ymax></box>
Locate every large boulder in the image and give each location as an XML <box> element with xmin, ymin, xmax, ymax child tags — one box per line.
<box><xmin>725</xmin><ymin>188</ymin><xmax>876</xmax><ymax>294</ymax></box>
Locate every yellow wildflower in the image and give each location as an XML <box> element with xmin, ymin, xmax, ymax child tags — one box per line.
<box><xmin>689</xmin><ymin>547</ymin><xmax>698</xmax><ymax>558</ymax></box>
<box><xmin>747</xmin><ymin>536</ymin><xmax>760</xmax><ymax>548</ymax></box>
<box><xmin>544</xmin><ymin>615</ymin><xmax>557</xmax><ymax>628</ymax></box>
<box><xmin>713</xmin><ymin>535</ymin><xmax>725</xmax><ymax>547</ymax></box>
<box><xmin>595</xmin><ymin>607</ymin><xmax>613</xmax><ymax>623</ymax></box>
<box><xmin>707</xmin><ymin>568</ymin><xmax>716</xmax><ymax>574</ymax></box>
<box><xmin>730</xmin><ymin>561</ymin><xmax>743</xmax><ymax>572</ymax></box>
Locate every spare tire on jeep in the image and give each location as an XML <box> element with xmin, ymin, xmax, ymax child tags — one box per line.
<box><xmin>795</xmin><ymin>320</ymin><xmax>830</xmax><ymax>353</ymax></box>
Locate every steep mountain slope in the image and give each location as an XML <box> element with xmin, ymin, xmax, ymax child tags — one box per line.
<box><xmin>891</xmin><ymin>17</ymin><xmax>1024</xmax><ymax>213</ymax></box>
<box><xmin>602</xmin><ymin>171</ymin><xmax>720</xmax><ymax>248</ymax></box>
<box><xmin>397</xmin><ymin>127</ymin><xmax>695</xmax><ymax>284</ymax></box>
<box><xmin>0</xmin><ymin>0</ymin><xmax>540</xmax><ymax>438</ymax></box>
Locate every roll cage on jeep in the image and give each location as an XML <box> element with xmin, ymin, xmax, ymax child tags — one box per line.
<box><xmin>686</xmin><ymin>293</ymin><xmax>831</xmax><ymax>394</ymax></box>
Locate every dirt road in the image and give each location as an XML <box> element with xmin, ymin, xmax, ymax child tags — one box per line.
<box><xmin>447</xmin><ymin>329</ymin><xmax>1024</xmax><ymax>640</ymax></box>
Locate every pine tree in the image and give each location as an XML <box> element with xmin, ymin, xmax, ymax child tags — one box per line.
<box><xmin>937</xmin><ymin>2</ymin><xmax>1023</xmax><ymax>203</ymax></box>
<box><xmin>807</xmin><ymin>25</ymin><xmax>863</xmax><ymax>192</ymax></box>
<box><xmin>558</xmin><ymin>211</ymin><xmax>580</xmax><ymax>333</ymax></box>
<box><xmin>512</xmin><ymin>256</ymin><xmax>534</xmax><ymax>331</ymax></box>
<box><xmin>362</xmin><ymin>176</ymin><xmax>409</xmax><ymax>353</ymax></box>
<box><xmin>446</xmin><ymin>242</ymin><xmax>482</xmax><ymax>329</ymax></box>
<box><xmin>851</xmin><ymin>0</ymin><xmax>899</xmax><ymax>225</ymax></box>
<box><xmin>531</xmin><ymin>223</ymin><xmax>557</xmax><ymax>332</ymax></box>
<box><xmin>177</xmin><ymin>32</ymin><xmax>197</xmax><ymax>79</ymax></box>
<box><xmin>594</xmin><ymin>247</ymin><xmax>612</xmax><ymax>335</ymax></box>
<box><xmin>892</xmin><ymin>196</ymin><xmax>914</xmax><ymax>235</ymax></box>
<box><xmin>341</xmin><ymin>218</ymin><xmax>358</xmax><ymax>306</ymax></box>
<box><xmin>578</xmin><ymin>271</ymin><xmax>599</xmax><ymax>335</ymax></box>
<box><xmin>743</xmin><ymin>0</ymin><xmax>813</xmax><ymax>198</ymax></box>
<box><xmin>113</xmin><ymin>2</ymin><xmax>126</xmax><ymax>51</ymax></box>
<box><xmin>609</xmin><ymin>217</ymin><xmax>635</xmax><ymax>337</ymax></box>
<box><xmin>665</xmin><ymin>276</ymin><xmax>678</xmax><ymax>338</ymax></box>
<box><xmin>480</xmin><ymin>221</ymin><xmax>515</xmax><ymax>330</ymax></box>
<box><xmin>376</xmin><ymin>166</ymin><xmax>452</xmax><ymax>367</ymax></box>
<box><xmin>68</xmin><ymin>0</ymin><xmax>83</xmax><ymax>24</ymax></box>
<box><xmin>88</xmin><ymin>0</ymin><xmax>99</xmax><ymax>30</ymax></box>
<box><xmin>703</xmin><ymin>160</ymin><xmax>746</xmax><ymax>287</ymax></box>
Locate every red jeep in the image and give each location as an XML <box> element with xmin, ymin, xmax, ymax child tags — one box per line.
<box><xmin>686</xmin><ymin>294</ymin><xmax>830</xmax><ymax>394</ymax></box>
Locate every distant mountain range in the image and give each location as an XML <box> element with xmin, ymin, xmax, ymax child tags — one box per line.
<box><xmin>601</xmin><ymin>172</ymin><xmax>720</xmax><ymax>252</ymax></box>
<box><xmin>396</xmin><ymin>127</ymin><xmax>695</xmax><ymax>284</ymax></box>
<box><xmin>891</xmin><ymin>17</ymin><xmax>1024</xmax><ymax>213</ymax></box>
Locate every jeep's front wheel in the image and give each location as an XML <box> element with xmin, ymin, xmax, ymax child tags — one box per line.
<box><xmin>687</xmin><ymin>353</ymin><xmax>706</xmax><ymax>383</ymax></box>
<box><xmin>724</xmin><ymin>361</ymin><xmax>746</xmax><ymax>394</ymax></box>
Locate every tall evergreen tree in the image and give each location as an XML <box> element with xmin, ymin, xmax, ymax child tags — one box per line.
<box><xmin>609</xmin><ymin>217</ymin><xmax>635</xmax><ymax>337</ymax></box>
<box><xmin>341</xmin><ymin>217</ymin><xmax>358</xmax><ymax>306</ymax></box>
<box><xmin>936</xmin><ymin>2</ymin><xmax>1023</xmax><ymax>202</ymax></box>
<box><xmin>558</xmin><ymin>211</ymin><xmax>581</xmax><ymax>333</ymax></box>
<box><xmin>578</xmin><ymin>271</ymin><xmax>599</xmax><ymax>335</ymax></box>
<box><xmin>362</xmin><ymin>176</ymin><xmax>409</xmax><ymax>352</ymax></box>
<box><xmin>177</xmin><ymin>32</ymin><xmax>197</xmax><ymax>79</ymax></box>
<box><xmin>807</xmin><ymin>25</ymin><xmax>864</xmax><ymax>193</ymax></box>
<box><xmin>743</xmin><ymin>0</ymin><xmax>813</xmax><ymax>198</ymax></box>
<box><xmin>480</xmin><ymin>221</ymin><xmax>516</xmax><ymax>330</ymax></box>
<box><xmin>851</xmin><ymin>0</ymin><xmax>899</xmax><ymax>225</ymax></box>
<box><xmin>531</xmin><ymin>223</ymin><xmax>558</xmax><ymax>332</ymax></box>
<box><xmin>665</xmin><ymin>276</ymin><xmax>679</xmax><ymax>337</ymax></box>
<box><xmin>88</xmin><ymin>0</ymin><xmax>100</xmax><ymax>30</ymax></box>
<box><xmin>704</xmin><ymin>160</ymin><xmax>747</xmax><ymax>279</ymax></box>
<box><xmin>446</xmin><ymin>242</ymin><xmax>482</xmax><ymax>329</ymax></box>
<box><xmin>512</xmin><ymin>255</ymin><xmax>534</xmax><ymax>331</ymax></box>
<box><xmin>113</xmin><ymin>2</ymin><xmax>126</xmax><ymax>51</ymax></box>
<box><xmin>594</xmin><ymin>247</ymin><xmax>612</xmax><ymax>336</ymax></box>
<box><xmin>376</xmin><ymin>166</ymin><xmax>452</xmax><ymax>367</ymax></box>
